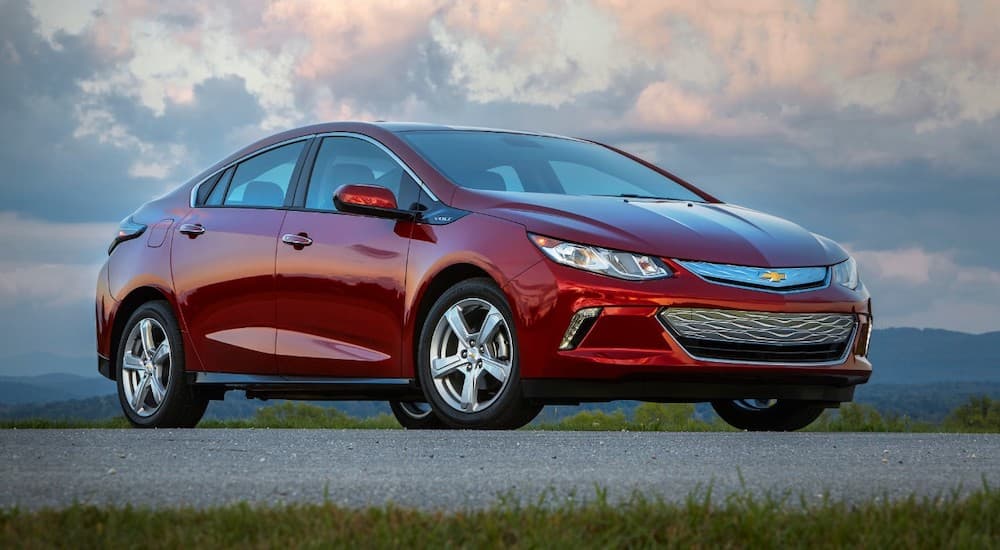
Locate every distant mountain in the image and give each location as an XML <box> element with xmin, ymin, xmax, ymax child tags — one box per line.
<box><xmin>0</xmin><ymin>373</ymin><xmax>113</xmax><ymax>404</ymax></box>
<box><xmin>0</xmin><ymin>328</ymin><xmax>997</xmax><ymax>421</ymax></box>
<box><xmin>867</xmin><ymin>328</ymin><xmax>1000</xmax><ymax>384</ymax></box>
<box><xmin>0</xmin><ymin>352</ymin><xmax>95</xmax><ymax>378</ymax></box>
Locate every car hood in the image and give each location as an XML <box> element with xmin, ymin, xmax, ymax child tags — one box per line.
<box><xmin>453</xmin><ymin>191</ymin><xmax>848</xmax><ymax>267</ymax></box>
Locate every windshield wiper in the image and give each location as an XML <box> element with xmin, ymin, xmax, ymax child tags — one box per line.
<box><xmin>594</xmin><ymin>193</ymin><xmax>683</xmax><ymax>201</ymax></box>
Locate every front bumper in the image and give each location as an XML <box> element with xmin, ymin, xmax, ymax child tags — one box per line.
<box><xmin>504</xmin><ymin>258</ymin><xmax>872</xmax><ymax>401</ymax></box>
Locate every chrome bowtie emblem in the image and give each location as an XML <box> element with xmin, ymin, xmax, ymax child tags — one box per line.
<box><xmin>760</xmin><ymin>271</ymin><xmax>787</xmax><ymax>283</ymax></box>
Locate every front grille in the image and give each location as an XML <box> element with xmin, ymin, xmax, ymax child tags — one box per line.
<box><xmin>675</xmin><ymin>260</ymin><xmax>829</xmax><ymax>292</ymax></box>
<box><xmin>659</xmin><ymin>308</ymin><xmax>856</xmax><ymax>364</ymax></box>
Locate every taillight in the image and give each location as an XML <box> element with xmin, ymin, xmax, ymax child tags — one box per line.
<box><xmin>108</xmin><ymin>217</ymin><xmax>147</xmax><ymax>255</ymax></box>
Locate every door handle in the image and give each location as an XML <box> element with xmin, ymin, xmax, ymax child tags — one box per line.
<box><xmin>178</xmin><ymin>223</ymin><xmax>205</xmax><ymax>237</ymax></box>
<box><xmin>282</xmin><ymin>233</ymin><xmax>313</xmax><ymax>249</ymax></box>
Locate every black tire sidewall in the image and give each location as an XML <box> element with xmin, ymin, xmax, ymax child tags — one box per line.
<box><xmin>711</xmin><ymin>399</ymin><xmax>825</xmax><ymax>432</ymax></box>
<box><xmin>389</xmin><ymin>401</ymin><xmax>445</xmax><ymax>429</ymax></box>
<box><xmin>417</xmin><ymin>278</ymin><xmax>528</xmax><ymax>429</ymax></box>
<box><xmin>115</xmin><ymin>301</ymin><xmax>190</xmax><ymax>427</ymax></box>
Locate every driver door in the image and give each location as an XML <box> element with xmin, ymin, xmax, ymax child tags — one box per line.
<box><xmin>274</xmin><ymin>136</ymin><xmax>421</xmax><ymax>377</ymax></box>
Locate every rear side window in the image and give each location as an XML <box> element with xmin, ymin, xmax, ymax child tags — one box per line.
<box><xmin>223</xmin><ymin>141</ymin><xmax>307</xmax><ymax>208</ymax></box>
<box><xmin>194</xmin><ymin>171</ymin><xmax>223</xmax><ymax>205</ymax></box>
<box><xmin>204</xmin><ymin>167</ymin><xmax>233</xmax><ymax>206</ymax></box>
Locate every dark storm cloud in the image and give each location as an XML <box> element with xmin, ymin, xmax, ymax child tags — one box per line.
<box><xmin>0</xmin><ymin>1</ymin><xmax>268</xmax><ymax>223</ymax></box>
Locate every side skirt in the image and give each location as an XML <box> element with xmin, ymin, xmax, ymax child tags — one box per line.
<box><xmin>188</xmin><ymin>372</ymin><xmax>423</xmax><ymax>401</ymax></box>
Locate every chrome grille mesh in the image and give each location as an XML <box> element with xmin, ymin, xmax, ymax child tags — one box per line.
<box><xmin>660</xmin><ymin>308</ymin><xmax>855</xmax><ymax>345</ymax></box>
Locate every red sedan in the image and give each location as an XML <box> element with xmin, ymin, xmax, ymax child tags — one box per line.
<box><xmin>96</xmin><ymin>122</ymin><xmax>873</xmax><ymax>431</ymax></box>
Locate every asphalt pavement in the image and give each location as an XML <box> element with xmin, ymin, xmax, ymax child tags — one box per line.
<box><xmin>1</xmin><ymin>430</ymin><xmax>996</xmax><ymax>510</ymax></box>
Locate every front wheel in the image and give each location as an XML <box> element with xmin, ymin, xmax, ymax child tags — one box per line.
<box><xmin>116</xmin><ymin>301</ymin><xmax>208</xmax><ymax>428</ymax></box>
<box><xmin>416</xmin><ymin>278</ymin><xmax>541</xmax><ymax>429</ymax></box>
<box><xmin>711</xmin><ymin>399</ymin><xmax>825</xmax><ymax>431</ymax></box>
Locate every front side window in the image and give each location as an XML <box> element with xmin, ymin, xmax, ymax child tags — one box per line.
<box><xmin>223</xmin><ymin>141</ymin><xmax>307</xmax><ymax>208</ymax></box>
<box><xmin>305</xmin><ymin>137</ymin><xmax>420</xmax><ymax>211</ymax></box>
<box><xmin>400</xmin><ymin>131</ymin><xmax>705</xmax><ymax>202</ymax></box>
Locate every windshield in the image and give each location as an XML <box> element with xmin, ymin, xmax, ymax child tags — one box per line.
<box><xmin>399</xmin><ymin>131</ymin><xmax>705</xmax><ymax>202</ymax></box>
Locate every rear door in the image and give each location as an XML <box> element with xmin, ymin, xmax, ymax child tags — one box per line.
<box><xmin>274</xmin><ymin>135</ymin><xmax>420</xmax><ymax>378</ymax></box>
<box><xmin>171</xmin><ymin>139</ymin><xmax>310</xmax><ymax>374</ymax></box>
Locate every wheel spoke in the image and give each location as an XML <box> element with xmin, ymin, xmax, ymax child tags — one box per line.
<box><xmin>151</xmin><ymin>341</ymin><xmax>170</xmax><ymax>366</ymax></box>
<box><xmin>459</xmin><ymin>370</ymin><xmax>478</xmax><ymax>412</ymax></box>
<box><xmin>122</xmin><ymin>352</ymin><xmax>144</xmax><ymax>371</ymax></box>
<box><xmin>431</xmin><ymin>354</ymin><xmax>467</xmax><ymax>379</ymax></box>
<box><xmin>476</xmin><ymin>307</ymin><xmax>504</xmax><ymax>346</ymax></box>
<box><xmin>480</xmin><ymin>357</ymin><xmax>509</xmax><ymax>384</ymax></box>
<box><xmin>149</xmin><ymin>375</ymin><xmax>167</xmax><ymax>403</ymax></box>
<box><xmin>139</xmin><ymin>319</ymin><xmax>156</xmax><ymax>359</ymax></box>
<box><xmin>444</xmin><ymin>306</ymin><xmax>472</xmax><ymax>344</ymax></box>
<box><xmin>131</xmin><ymin>374</ymin><xmax>150</xmax><ymax>410</ymax></box>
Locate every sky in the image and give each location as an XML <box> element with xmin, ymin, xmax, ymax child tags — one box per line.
<box><xmin>1</xmin><ymin>0</ymin><xmax>999</xmax><ymax>373</ymax></box>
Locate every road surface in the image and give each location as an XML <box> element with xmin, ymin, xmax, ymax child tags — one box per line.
<box><xmin>1</xmin><ymin>430</ymin><xmax>996</xmax><ymax>510</ymax></box>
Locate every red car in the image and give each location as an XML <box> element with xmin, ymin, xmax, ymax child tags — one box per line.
<box><xmin>96</xmin><ymin>122</ymin><xmax>872</xmax><ymax>431</ymax></box>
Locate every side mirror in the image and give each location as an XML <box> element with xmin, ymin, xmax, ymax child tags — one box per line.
<box><xmin>333</xmin><ymin>184</ymin><xmax>414</xmax><ymax>220</ymax></box>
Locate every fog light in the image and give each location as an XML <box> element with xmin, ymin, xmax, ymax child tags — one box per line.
<box><xmin>559</xmin><ymin>307</ymin><xmax>602</xmax><ymax>350</ymax></box>
<box><xmin>856</xmin><ymin>316</ymin><xmax>873</xmax><ymax>357</ymax></box>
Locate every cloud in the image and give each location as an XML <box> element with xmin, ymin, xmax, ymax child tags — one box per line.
<box><xmin>0</xmin><ymin>1</ymin><xmax>269</xmax><ymax>223</ymax></box>
<box><xmin>0</xmin><ymin>211</ymin><xmax>110</xmax><ymax>306</ymax></box>
<box><xmin>0</xmin><ymin>261</ymin><xmax>101</xmax><ymax>308</ymax></box>
<box><xmin>849</xmin><ymin>246</ymin><xmax>1000</xmax><ymax>333</ymax></box>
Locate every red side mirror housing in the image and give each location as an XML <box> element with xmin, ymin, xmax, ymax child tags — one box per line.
<box><xmin>333</xmin><ymin>184</ymin><xmax>413</xmax><ymax>219</ymax></box>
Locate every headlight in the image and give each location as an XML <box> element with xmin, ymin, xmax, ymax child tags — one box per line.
<box><xmin>529</xmin><ymin>234</ymin><xmax>671</xmax><ymax>280</ymax></box>
<box><xmin>831</xmin><ymin>257</ymin><xmax>859</xmax><ymax>290</ymax></box>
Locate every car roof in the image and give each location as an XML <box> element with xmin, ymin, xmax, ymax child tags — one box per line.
<box><xmin>372</xmin><ymin>121</ymin><xmax>570</xmax><ymax>138</ymax></box>
<box><xmin>289</xmin><ymin>120</ymin><xmax>575</xmax><ymax>139</ymax></box>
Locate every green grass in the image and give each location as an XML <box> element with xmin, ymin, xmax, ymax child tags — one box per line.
<box><xmin>3</xmin><ymin>397</ymin><xmax>999</xmax><ymax>433</ymax></box>
<box><xmin>1</xmin><ymin>487</ymin><xmax>997</xmax><ymax>548</ymax></box>
<box><xmin>534</xmin><ymin>402</ymin><xmax>734</xmax><ymax>432</ymax></box>
<box><xmin>198</xmin><ymin>402</ymin><xmax>400</xmax><ymax>429</ymax></box>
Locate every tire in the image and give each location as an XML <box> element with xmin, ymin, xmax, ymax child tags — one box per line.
<box><xmin>115</xmin><ymin>301</ymin><xmax>208</xmax><ymax>428</ymax></box>
<box><xmin>711</xmin><ymin>399</ymin><xmax>825</xmax><ymax>432</ymax></box>
<box><xmin>416</xmin><ymin>278</ymin><xmax>541</xmax><ymax>429</ymax></box>
<box><xmin>389</xmin><ymin>401</ymin><xmax>445</xmax><ymax>429</ymax></box>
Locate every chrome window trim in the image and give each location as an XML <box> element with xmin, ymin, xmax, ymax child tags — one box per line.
<box><xmin>189</xmin><ymin>135</ymin><xmax>316</xmax><ymax>207</ymax></box>
<box><xmin>675</xmin><ymin>260</ymin><xmax>832</xmax><ymax>294</ymax></box>
<box><xmin>656</xmin><ymin>310</ymin><xmax>858</xmax><ymax>367</ymax></box>
<box><xmin>314</xmin><ymin>131</ymin><xmax>440</xmax><ymax>202</ymax></box>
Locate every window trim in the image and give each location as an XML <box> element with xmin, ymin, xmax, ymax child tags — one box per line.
<box><xmin>189</xmin><ymin>132</ymin><xmax>438</xmax><ymax>208</ymax></box>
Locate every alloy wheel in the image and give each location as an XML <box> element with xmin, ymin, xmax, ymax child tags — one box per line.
<box><xmin>121</xmin><ymin>318</ymin><xmax>171</xmax><ymax>417</ymax></box>
<box><xmin>428</xmin><ymin>298</ymin><xmax>514</xmax><ymax>413</ymax></box>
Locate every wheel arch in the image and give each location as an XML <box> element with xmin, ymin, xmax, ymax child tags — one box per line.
<box><xmin>107</xmin><ymin>286</ymin><xmax>175</xmax><ymax>380</ymax></box>
<box><xmin>408</xmin><ymin>262</ymin><xmax>497</xmax><ymax>381</ymax></box>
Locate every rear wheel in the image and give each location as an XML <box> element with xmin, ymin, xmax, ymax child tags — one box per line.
<box><xmin>389</xmin><ymin>401</ymin><xmax>445</xmax><ymax>429</ymax></box>
<box><xmin>116</xmin><ymin>301</ymin><xmax>208</xmax><ymax>428</ymax></box>
<box><xmin>711</xmin><ymin>399</ymin><xmax>825</xmax><ymax>431</ymax></box>
<box><xmin>417</xmin><ymin>278</ymin><xmax>541</xmax><ymax>429</ymax></box>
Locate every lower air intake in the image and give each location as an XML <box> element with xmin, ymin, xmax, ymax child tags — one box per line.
<box><xmin>658</xmin><ymin>308</ymin><xmax>856</xmax><ymax>364</ymax></box>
